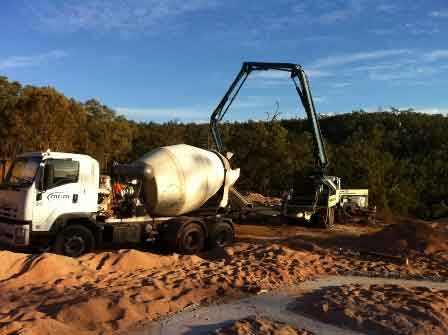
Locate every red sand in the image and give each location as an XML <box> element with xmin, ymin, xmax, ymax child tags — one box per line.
<box><xmin>297</xmin><ymin>284</ymin><xmax>448</xmax><ymax>335</ymax></box>
<box><xmin>0</xmin><ymin>243</ymin><xmax>329</xmax><ymax>335</ymax></box>
<box><xmin>0</xmin><ymin>221</ymin><xmax>447</xmax><ymax>335</ymax></box>
<box><xmin>358</xmin><ymin>220</ymin><xmax>448</xmax><ymax>255</ymax></box>
<box><xmin>245</xmin><ymin>192</ymin><xmax>282</xmax><ymax>206</ymax></box>
<box><xmin>214</xmin><ymin>316</ymin><xmax>315</xmax><ymax>335</ymax></box>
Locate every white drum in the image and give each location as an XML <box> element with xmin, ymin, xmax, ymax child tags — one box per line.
<box><xmin>138</xmin><ymin>144</ymin><xmax>239</xmax><ymax>216</ymax></box>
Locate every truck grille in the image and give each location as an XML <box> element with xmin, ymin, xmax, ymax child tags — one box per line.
<box><xmin>0</xmin><ymin>207</ymin><xmax>18</xmax><ymax>218</ymax></box>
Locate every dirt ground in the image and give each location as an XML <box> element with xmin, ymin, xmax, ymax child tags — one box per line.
<box><xmin>213</xmin><ymin>316</ymin><xmax>315</xmax><ymax>335</ymax></box>
<box><xmin>244</xmin><ymin>192</ymin><xmax>282</xmax><ymax>207</ymax></box>
<box><xmin>0</xmin><ymin>216</ymin><xmax>447</xmax><ymax>335</ymax></box>
<box><xmin>296</xmin><ymin>284</ymin><xmax>448</xmax><ymax>335</ymax></box>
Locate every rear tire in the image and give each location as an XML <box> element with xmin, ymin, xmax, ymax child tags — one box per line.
<box><xmin>208</xmin><ymin>221</ymin><xmax>234</xmax><ymax>249</ymax></box>
<box><xmin>176</xmin><ymin>222</ymin><xmax>205</xmax><ymax>254</ymax></box>
<box><xmin>54</xmin><ymin>224</ymin><xmax>95</xmax><ymax>257</ymax></box>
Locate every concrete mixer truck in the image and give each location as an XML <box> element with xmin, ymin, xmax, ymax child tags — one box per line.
<box><xmin>0</xmin><ymin>145</ymin><xmax>240</xmax><ymax>256</ymax></box>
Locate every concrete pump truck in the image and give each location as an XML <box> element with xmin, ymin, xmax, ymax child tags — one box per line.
<box><xmin>209</xmin><ymin>62</ymin><xmax>370</xmax><ymax>227</ymax></box>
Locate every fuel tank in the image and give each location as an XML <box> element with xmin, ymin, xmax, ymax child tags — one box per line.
<box><xmin>118</xmin><ymin>144</ymin><xmax>240</xmax><ymax>217</ymax></box>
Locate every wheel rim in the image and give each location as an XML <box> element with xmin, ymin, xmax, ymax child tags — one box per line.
<box><xmin>64</xmin><ymin>235</ymin><xmax>85</xmax><ymax>256</ymax></box>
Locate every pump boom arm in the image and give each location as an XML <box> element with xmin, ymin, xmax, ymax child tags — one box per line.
<box><xmin>210</xmin><ymin>62</ymin><xmax>328</xmax><ymax>174</ymax></box>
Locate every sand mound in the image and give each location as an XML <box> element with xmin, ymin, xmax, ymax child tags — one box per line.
<box><xmin>56</xmin><ymin>296</ymin><xmax>145</xmax><ymax>333</ymax></box>
<box><xmin>296</xmin><ymin>284</ymin><xmax>448</xmax><ymax>335</ymax></box>
<box><xmin>358</xmin><ymin>221</ymin><xmax>448</xmax><ymax>255</ymax></box>
<box><xmin>280</xmin><ymin>238</ymin><xmax>325</xmax><ymax>254</ymax></box>
<box><xmin>430</xmin><ymin>220</ymin><xmax>448</xmax><ymax>233</ymax></box>
<box><xmin>0</xmin><ymin>251</ymin><xmax>89</xmax><ymax>285</ymax></box>
<box><xmin>214</xmin><ymin>316</ymin><xmax>314</xmax><ymax>335</ymax></box>
<box><xmin>0</xmin><ymin>242</ymin><xmax>331</xmax><ymax>335</ymax></box>
<box><xmin>80</xmin><ymin>249</ymin><xmax>202</xmax><ymax>273</ymax></box>
<box><xmin>0</xmin><ymin>318</ymin><xmax>94</xmax><ymax>335</ymax></box>
<box><xmin>0</xmin><ymin>250</ymin><xmax>29</xmax><ymax>280</ymax></box>
<box><xmin>0</xmin><ymin>249</ymin><xmax>203</xmax><ymax>287</ymax></box>
<box><xmin>245</xmin><ymin>192</ymin><xmax>282</xmax><ymax>206</ymax></box>
<box><xmin>1</xmin><ymin>230</ymin><xmax>448</xmax><ymax>335</ymax></box>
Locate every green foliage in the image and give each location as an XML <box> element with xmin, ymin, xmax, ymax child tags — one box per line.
<box><xmin>0</xmin><ymin>76</ymin><xmax>447</xmax><ymax>218</ymax></box>
<box><xmin>83</xmin><ymin>99</ymin><xmax>135</xmax><ymax>169</ymax></box>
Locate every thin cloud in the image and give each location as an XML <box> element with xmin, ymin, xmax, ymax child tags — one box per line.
<box><xmin>299</xmin><ymin>47</ymin><xmax>448</xmax><ymax>89</ymax></box>
<box><xmin>347</xmin><ymin>49</ymin><xmax>448</xmax><ymax>80</ymax></box>
<box><xmin>252</xmin><ymin>71</ymin><xmax>289</xmax><ymax>80</ymax></box>
<box><xmin>0</xmin><ymin>50</ymin><xmax>67</xmax><ymax>70</ymax></box>
<box><xmin>376</xmin><ymin>4</ymin><xmax>397</xmax><ymax>13</ymax></box>
<box><xmin>414</xmin><ymin>108</ymin><xmax>448</xmax><ymax>115</ymax></box>
<box><xmin>318</xmin><ymin>9</ymin><xmax>355</xmax><ymax>24</ymax></box>
<box><xmin>424</xmin><ymin>50</ymin><xmax>448</xmax><ymax>62</ymax></box>
<box><xmin>404</xmin><ymin>22</ymin><xmax>441</xmax><ymax>36</ymax></box>
<box><xmin>263</xmin><ymin>0</ymin><xmax>365</xmax><ymax>30</ymax></box>
<box><xmin>369</xmin><ymin>66</ymin><xmax>438</xmax><ymax>81</ymax></box>
<box><xmin>27</xmin><ymin>0</ymin><xmax>220</xmax><ymax>33</ymax></box>
<box><xmin>430</xmin><ymin>10</ymin><xmax>448</xmax><ymax>18</ymax></box>
<box><xmin>246</xmin><ymin>48</ymin><xmax>448</xmax><ymax>86</ymax></box>
<box><xmin>371</xmin><ymin>21</ymin><xmax>441</xmax><ymax>36</ymax></box>
<box><xmin>306</xmin><ymin>69</ymin><xmax>333</xmax><ymax>78</ymax></box>
<box><xmin>350</xmin><ymin>63</ymin><xmax>410</xmax><ymax>72</ymax></box>
<box><xmin>251</xmin><ymin>68</ymin><xmax>332</xmax><ymax>85</ymax></box>
<box><xmin>232</xmin><ymin>95</ymin><xmax>276</xmax><ymax>109</ymax></box>
<box><xmin>311</xmin><ymin>49</ymin><xmax>412</xmax><ymax>68</ymax></box>
<box><xmin>368</xmin><ymin>72</ymin><xmax>405</xmax><ymax>81</ymax></box>
<box><xmin>310</xmin><ymin>0</ymin><xmax>364</xmax><ymax>24</ymax></box>
<box><xmin>244</xmin><ymin>71</ymin><xmax>290</xmax><ymax>88</ymax></box>
<box><xmin>314</xmin><ymin>96</ymin><xmax>327</xmax><ymax>103</ymax></box>
<box><xmin>115</xmin><ymin>106</ymin><xmax>207</xmax><ymax>121</ymax></box>
<box><xmin>333</xmin><ymin>82</ymin><xmax>352</xmax><ymax>88</ymax></box>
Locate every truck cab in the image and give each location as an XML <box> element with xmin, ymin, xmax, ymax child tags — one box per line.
<box><xmin>0</xmin><ymin>151</ymin><xmax>99</xmax><ymax>248</ymax></box>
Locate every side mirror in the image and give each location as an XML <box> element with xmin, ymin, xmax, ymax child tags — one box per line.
<box><xmin>36</xmin><ymin>163</ymin><xmax>46</xmax><ymax>193</ymax></box>
<box><xmin>43</xmin><ymin>164</ymin><xmax>54</xmax><ymax>190</ymax></box>
<box><xmin>36</xmin><ymin>164</ymin><xmax>54</xmax><ymax>200</ymax></box>
<box><xmin>36</xmin><ymin>164</ymin><xmax>46</xmax><ymax>200</ymax></box>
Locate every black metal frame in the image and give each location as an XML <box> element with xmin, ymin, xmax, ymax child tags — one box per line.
<box><xmin>209</xmin><ymin>62</ymin><xmax>328</xmax><ymax>174</ymax></box>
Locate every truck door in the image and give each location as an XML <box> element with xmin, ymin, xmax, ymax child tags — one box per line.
<box><xmin>33</xmin><ymin>159</ymin><xmax>81</xmax><ymax>231</ymax></box>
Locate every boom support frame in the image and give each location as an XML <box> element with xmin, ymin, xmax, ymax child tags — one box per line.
<box><xmin>209</xmin><ymin>62</ymin><xmax>328</xmax><ymax>175</ymax></box>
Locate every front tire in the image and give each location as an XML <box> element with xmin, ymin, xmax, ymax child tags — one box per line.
<box><xmin>54</xmin><ymin>224</ymin><xmax>95</xmax><ymax>257</ymax></box>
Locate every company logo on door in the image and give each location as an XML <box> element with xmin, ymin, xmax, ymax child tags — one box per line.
<box><xmin>47</xmin><ymin>192</ymin><xmax>70</xmax><ymax>201</ymax></box>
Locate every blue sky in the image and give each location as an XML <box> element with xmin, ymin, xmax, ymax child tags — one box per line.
<box><xmin>1</xmin><ymin>0</ymin><xmax>448</xmax><ymax>122</ymax></box>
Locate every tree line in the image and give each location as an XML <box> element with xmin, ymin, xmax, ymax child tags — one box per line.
<box><xmin>1</xmin><ymin>76</ymin><xmax>447</xmax><ymax>219</ymax></box>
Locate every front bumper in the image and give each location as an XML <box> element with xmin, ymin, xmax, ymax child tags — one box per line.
<box><xmin>0</xmin><ymin>221</ymin><xmax>30</xmax><ymax>246</ymax></box>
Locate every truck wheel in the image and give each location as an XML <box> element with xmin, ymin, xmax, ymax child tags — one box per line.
<box><xmin>311</xmin><ymin>208</ymin><xmax>334</xmax><ymax>229</ymax></box>
<box><xmin>54</xmin><ymin>224</ymin><xmax>95</xmax><ymax>257</ymax></box>
<box><xmin>176</xmin><ymin>222</ymin><xmax>205</xmax><ymax>254</ymax></box>
<box><xmin>208</xmin><ymin>221</ymin><xmax>234</xmax><ymax>249</ymax></box>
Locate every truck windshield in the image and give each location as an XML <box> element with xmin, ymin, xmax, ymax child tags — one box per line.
<box><xmin>3</xmin><ymin>157</ymin><xmax>41</xmax><ymax>187</ymax></box>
